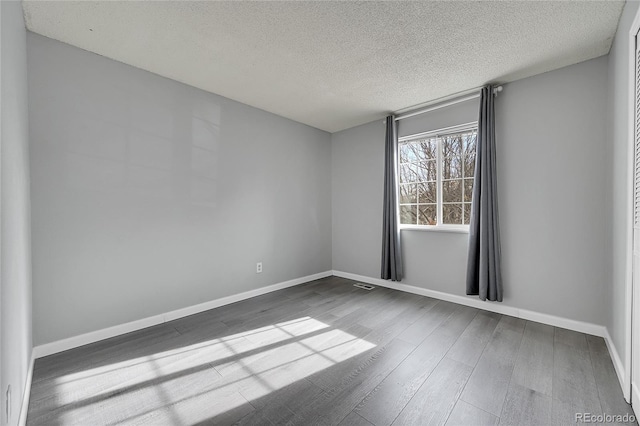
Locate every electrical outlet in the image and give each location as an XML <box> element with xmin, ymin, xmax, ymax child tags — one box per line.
<box><xmin>6</xmin><ymin>385</ymin><xmax>11</xmax><ymax>422</ymax></box>
<box><xmin>256</xmin><ymin>262</ymin><xmax>263</xmax><ymax>273</ymax></box>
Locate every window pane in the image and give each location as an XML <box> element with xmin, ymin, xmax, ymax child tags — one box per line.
<box><xmin>443</xmin><ymin>179</ymin><xmax>462</xmax><ymax>203</ymax></box>
<box><xmin>443</xmin><ymin>203</ymin><xmax>463</xmax><ymax>224</ymax></box>
<box><xmin>443</xmin><ymin>155</ymin><xmax>462</xmax><ymax>179</ymax></box>
<box><xmin>464</xmin><ymin>203</ymin><xmax>472</xmax><ymax>225</ymax></box>
<box><xmin>464</xmin><ymin>178</ymin><xmax>474</xmax><ymax>202</ymax></box>
<box><xmin>464</xmin><ymin>152</ymin><xmax>475</xmax><ymax>178</ymax></box>
<box><xmin>463</xmin><ymin>133</ymin><xmax>477</xmax><ymax>157</ymax></box>
<box><xmin>416</xmin><ymin>139</ymin><xmax>437</xmax><ymax>161</ymax></box>
<box><xmin>398</xmin><ymin>129</ymin><xmax>477</xmax><ymax>228</ymax></box>
<box><xmin>399</xmin><ymin>143</ymin><xmax>417</xmax><ymax>163</ymax></box>
<box><xmin>416</xmin><ymin>160</ymin><xmax>437</xmax><ymax>182</ymax></box>
<box><xmin>400</xmin><ymin>205</ymin><xmax>417</xmax><ymax>224</ymax></box>
<box><xmin>399</xmin><ymin>163</ymin><xmax>417</xmax><ymax>183</ymax></box>
<box><xmin>418</xmin><ymin>181</ymin><xmax>436</xmax><ymax>203</ymax></box>
<box><xmin>418</xmin><ymin>204</ymin><xmax>437</xmax><ymax>226</ymax></box>
<box><xmin>463</xmin><ymin>132</ymin><xmax>477</xmax><ymax>178</ymax></box>
<box><xmin>399</xmin><ymin>184</ymin><xmax>417</xmax><ymax>203</ymax></box>
<box><xmin>442</xmin><ymin>135</ymin><xmax>462</xmax><ymax>157</ymax></box>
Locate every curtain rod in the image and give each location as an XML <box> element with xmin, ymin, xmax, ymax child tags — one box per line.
<box><xmin>392</xmin><ymin>85</ymin><xmax>503</xmax><ymax>122</ymax></box>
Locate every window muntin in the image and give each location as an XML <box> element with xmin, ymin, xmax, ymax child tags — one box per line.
<box><xmin>398</xmin><ymin>126</ymin><xmax>477</xmax><ymax>227</ymax></box>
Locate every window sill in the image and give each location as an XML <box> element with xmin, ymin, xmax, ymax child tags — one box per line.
<box><xmin>400</xmin><ymin>225</ymin><xmax>469</xmax><ymax>234</ymax></box>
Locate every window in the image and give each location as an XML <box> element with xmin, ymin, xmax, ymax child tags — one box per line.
<box><xmin>398</xmin><ymin>123</ymin><xmax>477</xmax><ymax>227</ymax></box>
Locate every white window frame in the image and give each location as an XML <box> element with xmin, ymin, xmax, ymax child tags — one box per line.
<box><xmin>397</xmin><ymin>122</ymin><xmax>478</xmax><ymax>233</ymax></box>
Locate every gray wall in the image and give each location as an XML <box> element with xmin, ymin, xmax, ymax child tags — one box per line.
<box><xmin>1</xmin><ymin>1</ymin><xmax>33</xmax><ymax>425</ymax></box>
<box><xmin>28</xmin><ymin>33</ymin><xmax>332</xmax><ymax>345</ymax></box>
<box><xmin>496</xmin><ymin>56</ymin><xmax>609</xmax><ymax>324</ymax></box>
<box><xmin>607</xmin><ymin>0</ymin><xmax>640</xmax><ymax>378</ymax></box>
<box><xmin>332</xmin><ymin>121</ymin><xmax>385</xmax><ymax>276</ymax></box>
<box><xmin>333</xmin><ymin>55</ymin><xmax>610</xmax><ymax>326</ymax></box>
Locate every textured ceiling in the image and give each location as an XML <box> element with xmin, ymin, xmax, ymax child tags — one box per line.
<box><xmin>23</xmin><ymin>1</ymin><xmax>624</xmax><ymax>133</ymax></box>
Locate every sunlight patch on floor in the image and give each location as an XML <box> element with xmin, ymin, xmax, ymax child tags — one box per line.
<box><xmin>52</xmin><ymin>317</ymin><xmax>329</xmax><ymax>396</ymax></box>
<box><xmin>49</xmin><ymin>317</ymin><xmax>375</xmax><ymax>425</ymax></box>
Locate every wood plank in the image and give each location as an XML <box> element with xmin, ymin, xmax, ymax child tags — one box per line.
<box><xmin>234</xmin><ymin>378</ymin><xmax>324</xmax><ymax>425</ymax></box>
<box><xmin>459</xmin><ymin>316</ymin><xmax>526</xmax><ymax>416</ymax></box>
<box><xmin>29</xmin><ymin>359</ymin><xmax>227</xmax><ymax>425</ymax></box>
<box><xmin>283</xmin><ymin>276</ymin><xmax>346</xmax><ymax>300</ymax></box>
<box><xmin>32</xmin><ymin>323</ymin><xmax>182</xmax><ymax>384</ymax></box>
<box><xmin>30</xmin><ymin>324</ymin><xmax>183</xmax><ymax>407</ymax></box>
<box><xmin>227</xmin><ymin>324</ymin><xmax>377</xmax><ymax>403</ymax></box>
<box><xmin>208</xmin><ymin>290</ymin><xmax>290</xmax><ymax>322</ymax></box>
<box><xmin>395</xmin><ymin>300</ymin><xmax>459</xmax><ymax>346</ymax></box>
<box><xmin>498</xmin><ymin>383</ymin><xmax>552</xmax><ymax>426</ymax></box>
<box><xmin>169</xmin><ymin>310</ymin><xmax>229</xmax><ymax>335</ymax></box>
<box><xmin>356</xmin><ymin>306</ymin><xmax>478</xmax><ymax>426</ymax></box>
<box><xmin>220</xmin><ymin>297</ymin><xmax>311</xmax><ymax>332</ymax></box>
<box><xmin>214</xmin><ymin>319</ymin><xmax>372</xmax><ymax>380</ymax></box>
<box><xmin>339</xmin><ymin>411</ymin><xmax>375</xmax><ymax>426</ymax></box>
<box><xmin>446</xmin><ymin>311</ymin><xmax>501</xmax><ymax>367</ymax></box>
<box><xmin>390</xmin><ymin>357</ymin><xmax>474</xmax><ymax>426</ymax></box>
<box><xmin>308</xmin><ymin>300</ymin><xmax>430</xmax><ymax>392</ymax></box>
<box><xmin>511</xmin><ymin>321</ymin><xmax>554</xmax><ymax>396</ymax></box>
<box><xmin>288</xmin><ymin>338</ymin><xmax>416</xmax><ymax>426</ymax></box>
<box><xmin>586</xmin><ymin>335</ymin><xmax>635</xmax><ymax>418</ymax></box>
<box><xmin>118</xmin><ymin>387</ymin><xmax>254</xmax><ymax>426</ymax></box>
<box><xmin>554</xmin><ymin>327</ymin><xmax>589</xmax><ymax>352</ymax></box>
<box><xmin>301</xmin><ymin>290</ymin><xmax>371</xmax><ymax>320</ymax></box>
<box><xmin>550</xmin><ymin>398</ymin><xmax>601</xmax><ymax>425</ymax></box>
<box><xmin>358</xmin><ymin>291</ymin><xmax>432</xmax><ymax>330</ymax></box>
<box><xmin>553</xmin><ymin>336</ymin><xmax>601</xmax><ymax>413</ymax></box>
<box><xmin>444</xmin><ymin>400</ymin><xmax>498</xmax><ymax>426</ymax></box>
<box><xmin>30</xmin><ymin>334</ymin><xmax>227</xmax><ymax>419</ymax></box>
<box><xmin>227</xmin><ymin>406</ymin><xmax>287</xmax><ymax>426</ymax></box>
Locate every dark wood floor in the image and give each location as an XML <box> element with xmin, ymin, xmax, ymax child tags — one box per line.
<box><xmin>27</xmin><ymin>276</ymin><xmax>636</xmax><ymax>425</ymax></box>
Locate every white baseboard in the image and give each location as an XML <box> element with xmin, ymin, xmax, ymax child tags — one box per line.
<box><xmin>603</xmin><ymin>328</ymin><xmax>628</xmax><ymax>401</ymax></box>
<box><xmin>332</xmin><ymin>270</ymin><xmax>607</xmax><ymax>337</ymax></box>
<box><xmin>18</xmin><ymin>350</ymin><xmax>35</xmax><ymax>426</ymax></box>
<box><xmin>33</xmin><ymin>271</ymin><xmax>332</xmax><ymax>358</ymax></box>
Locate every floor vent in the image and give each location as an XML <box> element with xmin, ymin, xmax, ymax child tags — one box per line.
<box><xmin>353</xmin><ymin>283</ymin><xmax>375</xmax><ymax>291</ymax></box>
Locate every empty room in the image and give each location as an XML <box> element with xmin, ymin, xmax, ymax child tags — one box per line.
<box><xmin>3</xmin><ymin>0</ymin><xmax>640</xmax><ymax>425</ymax></box>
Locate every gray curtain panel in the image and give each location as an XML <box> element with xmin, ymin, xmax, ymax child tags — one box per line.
<box><xmin>466</xmin><ymin>86</ymin><xmax>503</xmax><ymax>301</ymax></box>
<box><xmin>381</xmin><ymin>115</ymin><xmax>403</xmax><ymax>281</ymax></box>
